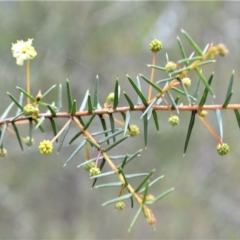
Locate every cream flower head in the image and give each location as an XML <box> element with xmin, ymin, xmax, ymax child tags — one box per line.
<box><xmin>11</xmin><ymin>39</ymin><xmax>37</xmax><ymax>66</ymax></box>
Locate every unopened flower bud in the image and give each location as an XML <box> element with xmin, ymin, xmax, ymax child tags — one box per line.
<box><xmin>127</xmin><ymin>125</ymin><xmax>140</xmax><ymax>137</ymax></box>
<box><xmin>216</xmin><ymin>143</ymin><xmax>229</xmax><ymax>156</ymax></box>
<box><xmin>165</xmin><ymin>61</ymin><xmax>177</xmax><ymax>73</ymax></box>
<box><xmin>149</xmin><ymin>39</ymin><xmax>162</xmax><ymax>52</ymax></box>
<box><xmin>168</xmin><ymin>115</ymin><xmax>179</xmax><ymax>126</ymax></box>
<box><xmin>84</xmin><ymin>161</ymin><xmax>95</xmax><ymax>171</ymax></box>
<box><xmin>0</xmin><ymin>148</ymin><xmax>7</xmax><ymax>157</ymax></box>
<box><xmin>89</xmin><ymin>167</ymin><xmax>101</xmax><ymax>177</ymax></box>
<box><xmin>182</xmin><ymin>77</ymin><xmax>191</xmax><ymax>87</ymax></box>
<box><xmin>115</xmin><ymin>201</ymin><xmax>125</xmax><ymax>211</ymax></box>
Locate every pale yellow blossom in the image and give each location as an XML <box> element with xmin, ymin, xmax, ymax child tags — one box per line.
<box><xmin>11</xmin><ymin>39</ymin><xmax>37</xmax><ymax>65</ymax></box>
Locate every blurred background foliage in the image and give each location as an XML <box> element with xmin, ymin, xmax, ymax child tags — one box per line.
<box><xmin>0</xmin><ymin>1</ymin><xmax>240</xmax><ymax>239</ymax></box>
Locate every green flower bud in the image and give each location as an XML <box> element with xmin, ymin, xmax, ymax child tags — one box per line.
<box><xmin>107</xmin><ymin>93</ymin><xmax>115</xmax><ymax>102</ymax></box>
<box><xmin>127</xmin><ymin>125</ymin><xmax>140</xmax><ymax>137</ymax></box>
<box><xmin>23</xmin><ymin>104</ymin><xmax>39</xmax><ymax>119</ymax></box>
<box><xmin>198</xmin><ymin>110</ymin><xmax>208</xmax><ymax>117</ymax></box>
<box><xmin>0</xmin><ymin>148</ymin><xmax>7</xmax><ymax>157</ymax></box>
<box><xmin>168</xmin><ymin>115</ymin><xmax>179</xmax><ymax>126</ymax></box>
<box><xmin>84</xmin><ymin>161</ymin><xmax>95</xmax><ymax>171</ymax></box>
<box><xmin>217</xmin><ymin>44</ymin><xmax>228</xmax><ymax>57</ymax></box>
<box><xmin>165</xmin><ymin>61</ymin><xmax>177</xmax><ymax>73</ymax></box>
<box><xmin>216</xmin><ymin>143</ymin><xmax>229</xmax><ymax>156</ymax></box>
<box><xmin>38</xmin><ymin>140</ymin><xmax>53</xmax><ymax>155</ymax></box>
<box><xmin>89</xmin><ymin>167</ymin><xmax>101</xmax><ymax>177</ymax></box>
<box><xmin>149</xmin><ymin>39</ymin><xmax>162</xmax><ymax>52</ymax></box>
<box><xmin>115</xmin><ymin>201</ymin><xmax>125</xmax><ymax>211</ymax></box>
<box><xmin>35</xmin><ymin>92</ymin><xmax>42</xmax><ymax>102</ymax></box>
<box><xmin>25</xmin><ymin>136</ymin><xmax>34</xmax><ymax>146</ymax></box>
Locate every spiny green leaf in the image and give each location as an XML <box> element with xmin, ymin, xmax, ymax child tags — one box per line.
<box><xmin>138</xmin><ymin>175</ymin><xmax>165</xmax><ymax>194</ymax></box>
<box><xmin>69</xmin><ymin>131</ymin><xmax>82</xmax><ymax>145</ymax></box>
<box><xmin>113</xmin><ymin>78</ymin><xmax>119</xmax><ymax>109</ymax></box>
<box><xmin>134</xmin><ymin>169</ymin><xmax>155</xmax><ymax>193</ymax></box>
<box><xmin>142</xmin><ymin>181</ymin><xmax>149</xmax><ymax>204</ymax></box>
<box><xmin>184</xmin><ymin>111</ymin><xmax>196</xmax><ymax>155</ymax></box>
<box><xmin>195</xmin><ymin>68</ymin><xmax>215</xmax><ymax>97</ymax></box>
<box><xmin>152</xmin><ymin>188</ymin><xmax>174</xmax><ymax>204</ymax></box>
<box><xmin>94</xmin><ymin>182</ymin><xmax>123</xmax><ymax>188</ymax></box>
<box><xmin>167</xmin><ymin>91</ymin><xmax>179</xmax><ymax>114</ymax></box>
<box><xmin>147</xmin><ymin>65</ymin><xmax>166</xmax><ymax>71</ymax></box>
<box><xmin>152</xmin><ymin>110</ymin><xmax>159</xmax><ymax>132</ymax></box>
<box><xmin>87</xmin><ymin>94</ymin><xmax>93</xmax><ymax>113</ymax></box>
<box><xmin>84</xmin><ymin>137</ymin><xmax>101</xmax><ymax>150</ymax></box>
<box><xmin>125</xmin><ymin>173</ymin><xmax>149</xmax><ymax>178</ymax></box>
<box><xmin>35</xmin><ymin>116</ymin><xmax>45</xmax><ymax>129</ymax></box>
<box><xmin>1</xmin><ymin>102</ymin><xmax>14</xmax><ymax>120</ymax></box>
<box><xmin>91</xmin><ymin>170</ymin><xmax>116</xmax><ymax>179</ymax></box>
<box><xmin>63</xmin><ymin>139</ymin><xmax>87</xmax><ymax>167</ymax></box>
<box><xmin>127</xmin><ymin>75</ymin><xmax>148</xmax><ymax>105</ymax></box>
<box><xmin>179</xmin><ymin>78</ymin><xmax>191</xmax><ymax>105</ymax></box>
<box><xmin>102</xmin><ymin>193</ymin><xmax>132</xmax><ymax>206</ymax></box>
<box><xmin>215</xmin><ymin>109</ymin><xmax>223</xmax><ymax>141</ymax></box>
<box><xmin>117</xmin><ymin>149</ymin><xmax>142</xmax><ymax>167</ymax></box>
<box><xmin>98</xmin><ymin>129</ymin><xmax>124</xmax><ymax>144</ymax></box>
<box><xmin>70</xmin><ymin>100</ymin><xmax>77</xmax><ymax>116</ymax></box>
<box><xmin>109</xmin><ymin>113</ymin><xmax>115</xmax><ymax>142</ymax></box>
<box><xmin>42</xmin><ymin>84</ymin><xmax>56</xmax><ymax>98</ymax></box>
<box><xmin>104</xmin><ymin>136</ymin><xmax>129</xmax><ymax>152</ymax></box>
<box><xmin>66</xmin><ymin>79</ymin><xmax>73</xmax><ymax>112</ymax></box>
<box><xmin>223</xmin><ymin>70</ymin><xmax>234</xmax><ymax>108</ymax></box>
<box><xmin>16</xmin><ymin>92</ymin><xmax>24</xmax><ymax>116</ymax></box>
<box><xmin>156</xmin><ymin>76</ymin><xmax>176</xmax><ymax>84</ymax></box>
<box><xmin>141</xmin><ymin>98</ymin><xmax>156</xmax><ymax>119</ymax></box>
<box><xmin>7</xmin><ymin>92</ymin><xmax>23</xmax><ymax>111</ymax></box>
<box><xmin>124</xmin><ymin>111</ymin><xmax>131</xmax><ymax>136</ymax></box>
<box><xmin>16</xmin><ymin>87</ymin><xmax>35</xmax><ymax>102</ymax></box>
<box><xmin>47</xmin><ymin>104</ymin><xmax>57</xmax><ymax>117</ymax></box>
<box><xmin>140</xmin><ymin>74</ymin><xmax>162</xmax><ymax>93</ymax></box>
<box><xmin>49</xmin><ymin>118</ymin><xmax>58</xmax><ymax>142</ymax></box>
<box><xmin>83</xmin><ymin>113</ymin><xmax>97</xmax><ymax>131</ymax></box>
<box><xmin>128</xmin><ymin>207</ymin><xmax>142</xmax><ymax>232</ymax></box>
<box><xmin>0</xmin><ymin>123</ymin><xmax>7</xmax><ymax>147</ymax></box>
<box><xmin>192</xmin><ymin>77</ymin><xmax>201</xmax><ymax>104</ymax></box>
<box><xmin>12</xmin><ymin>122</ymin><xmax>23</xmax><ymax>151</ymax></box>
<box><xmin>33</xmin><ymin>118</ymin><xmax>44</xmax><ymax>132</ymax></box>
<box><xmin>28</xmin><ymin>119</ymin><xmax>33</xmax><ymax>145</ymax></box>
<box><xmin>234</xmin><ymin>110</ymin><xmax>240</xmax><ymax>128</ymax></box>
<box><xmin>199</xmin><ymin>72</ymin><xmax>214</xmax><ymax>106</ymax></box>
<box><xmin>181</xmin><ymin>29</ymin><xmax>203</xmax><ymax>56</ymax></box>
<box><xmin>171</xmin><ymin>87</ymin><xmax>196</xmax><ymax>101</ymax></box>
<box><xmin>177</xmin><ymin>36</ymin><xmax>188</xmax><ymax>65</ymax></box>
<box><xmin>57</xmin><ymin>123</ymin><xmax>71</xmax><ymax>152</ymax></box>
<box><xmin>123</xmin><ymin>92</ymin><xmax>134</xmax><ymax>109</ymax></box>
<box><xmin>79</xmin><ymin>89</ymin><xmax>89</xmax><ymax>111</ymax></box>
<box><xmin>98</xmin><ymin>115</ymin><xmax>109</xmax><ymax>144</ymax></box>
<box><xmin>93</xmin><ymin>75</ymin><xmax>99</xmax><ymax>109</ymax></box>
<box><xmin>143</xmin><ymin>114</ymin><xmax>148</xmax><ymax>148</ymax></box>
<box><xmin>222</xmin><ymin>92</ymin><xmax>233</xmax><ymax>108</ymax></box>
<box><xmin>56</xmin><ymin>84</ymin><xmax>62</xmax><ymax>112</ymax></box>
